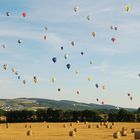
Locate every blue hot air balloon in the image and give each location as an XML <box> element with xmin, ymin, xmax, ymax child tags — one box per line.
<box><xmin>52</xmin><ymin>57</ymin><xmax>57</xmax><ymax>63</ymax></box>
<box><xmin>66</xmin><ymin>64</ymin><xmax>71</xmax><ymax>69</ymax></box>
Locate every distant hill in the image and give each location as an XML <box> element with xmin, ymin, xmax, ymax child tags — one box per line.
<box><xmin>0</xmin><ymin>98</ymin><xmax>136</xmax><ymax>111</ymax></box>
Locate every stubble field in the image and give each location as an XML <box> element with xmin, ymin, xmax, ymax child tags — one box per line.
<box><xmin>0</xmin><ymin>122</ymin><xmax>139</xmax><ymax>140</ymax></box>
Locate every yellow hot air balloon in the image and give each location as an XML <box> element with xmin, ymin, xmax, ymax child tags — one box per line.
<box><xmin>52</xmin><ymin>77</ymin><xmax>56</xmax><ymax>83</ymax></box>
<box><xmin>125</xmin><ymin>4</ymin><xmax>131</xmax><ymax>12</ymax></box>
<box><xmin>88</xmin><ymin>76</ymin><xmax>92</xmax><ymax>81</ymax></box>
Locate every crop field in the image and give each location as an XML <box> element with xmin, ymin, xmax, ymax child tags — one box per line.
<box><xmin>0</xmin><ymin>122</ymin><xmax>139</xmax><ymax>140</ymax></box>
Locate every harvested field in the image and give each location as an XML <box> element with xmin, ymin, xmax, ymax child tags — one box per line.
<box><xmin>0</xmin><ymin>122</ymin><xmax>139</xmax><ymax>140</ymax></box>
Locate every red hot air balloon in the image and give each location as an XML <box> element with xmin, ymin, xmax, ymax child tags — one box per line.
<box><xmin>111</xmin><ymin>37</ymin><xmax>116</xmax><ymax>42</ymax></box>
<box><xmin>22</xmin><ymin>12</ymin><xmax>26</xmax><ymax>18</ymax></box>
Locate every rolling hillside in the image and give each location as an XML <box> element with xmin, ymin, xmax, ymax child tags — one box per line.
<box><xmin>0</xmin><ymin>98</ymin><xmax>136</xmax><ymax>111</ymax></box>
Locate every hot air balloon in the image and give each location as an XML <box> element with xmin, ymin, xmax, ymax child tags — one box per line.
<box><xmin>44</xmin><ymin>35</ymin><xmax>47</xmax><ymax>40</ymax></box>
<box><xmin>81</xmin><ymin>52</ymin><xmax>84</xmax><ymax>55</ymax></box>
<box><xmin>3</xmin><ymin>64</ymin><xmax>8</xmax><ymax>70</ymax></box>
<box><xmin>73</xmin><ymin>6</ymin><xmax>79</xmax><ymax>12</ymax></box>
<box><xmin>101</xmin><ymin>101</ymin><xmax>104</xmax><ymax>105</ymax></box>
<box><xmin>96</xmin><ymin>98</ymin><xmax>99</xmax><ymax>102</ymax></box>
<box><xmin>92</xmin><ymin>32</ymin><xmax>96</xmax><ymax>37</ymax></box>
<box><xmin>22</xmin><ymin>12</ymin><xmax>26</xmax><ymax>17</ymax></box>
<box><xmin>52</xmin><ymin>57</ymin><xmax>57</xmax><ymax>63</ymax></box>
<box><xmin>125</xmin><ymin>5</ymin><xmax>130</xmax><ymax>12</ymax></box>
<box><xmin>61</xmin><ymin>46</ymin><xmax>63</xmax><ymax>50</ymax></box>
<box><xmin>12</xmin><ymin>68</ymin><xmax>16</xmax><ymax>73</ymax></box>
<box><xmin>86</xmin><ymin>15</ymin><xmax>90</xmax><ymax>20</ymax></box>
<box><xmin>102</xmin><ymin>85</ymin><xmax>105</xmax><ymax>90</ymax></box>
<box><xmin>33</xmin><ymin>76</ymin><xmax>37</xmax><ymax>83</ymax></box>
<box><xmin>110</xmin><ymin>26</ymin><xmax>113</xmax><ymax>30</ymax></box>
<box><xmin>52</xmin><ymin>77</ymin><xmax>56</xmax><ymax>83</ymax></box>
<box><xmin>114</xmin><ymin>27</ymin><xmax>118</xmax><ymax>31</ymax></box>
<box><xmin>128</xmin><ymin>93</ymin><xmax>131</xmax><ymax>96</ymax></box>
<box><xmin>23</xmin><ymin>80</ymin><xmax>26</xmax><ymax>84</ymax></box>
<box><xmin>64</xmin><ymin>54</ymin><xmax>68</xmax><ymax>59</ymax></box>
<box><xmin>18</xmin><ymin>40</ymin><xmax>22</xmax><ymax>44</ymax></box>
<box><xmin>71</xmin><ymin>41</ymin><xmax>75</xmax><ymax>46</ymax></box>
<box><xmin>6</xmin><ymin>12</ymin><xmax>10</xmax><ymax>16</ymax></box>
<box><xmin>75</xmin><ymin>70</ymin><xmax>79</xmax><ymax>74</ymax></box>
<box><xmin>95</xmin><ymin>83</ymin><xmax>99</xmax><ymax>88</ymax></box>
<box><xmin>90</xmin><ymin>61</ymin><xmax>93</xmax><ymax>64</ymax></box>
<box><xmin>58</xmin><ymin>88</ymin><xmax>61</xmax><ymax>92</ymax></box>
<box><xmin>77</xmin><ymin>91</ymin><xmax>80</xmax><ymax>94</ymax></box>
<box><xmin>111</xmin><ymin>37</ymin><xmax>116</xmax><ymax>42</ymax></box>
<box><xmin>88</xmin><ymin>77</ymin><xmax>92</xmax><ymax>81</ymax></box>
<box><xmin>130</xmin><ymin>96</ymin><xmax>133</xmax><ymax>100</ymax></box>
<box><xmin>66</xmin><ymin>64</ymin><xmax>71</xmax><ymax>69</ymax></box>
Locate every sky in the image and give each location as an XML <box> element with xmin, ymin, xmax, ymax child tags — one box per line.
<box><xmin>0</xmin><ymin>0</ymin><xmax>140</xmax><ymax>108</ymax></box>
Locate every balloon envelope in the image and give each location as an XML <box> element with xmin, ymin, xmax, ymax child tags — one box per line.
<box><xmin>66</xmin><ymin>64</ymin><xmax>71</xmax><ymax>69</ymax></box>
<box><xmin>22</xmin><ymin>12</ymin><xmax>26</xmax><ymax>17</ymax></box>
<box><xmin>64</xmin><ymin>54</ymin><xmax>68</xmax><ymax>59</ymax></box>
<box><xmin>52</xmin><ymin>57</ymin><xmax>57</xmax><ymax>63</ymax></box>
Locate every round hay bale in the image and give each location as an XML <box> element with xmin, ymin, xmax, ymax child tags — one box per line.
<box><xmin>63</xmin><ymin>124</ymin><xmax>67</xmax><ymax>128</ymax></box>
<box><xmin>47</xmin><ymin>125</ymin><xmax>50</xmax><ymax>128</ymax></box>
<box><xmin>96</xmin><ymin>124</ymin><xmax>100</xmax><ymax>128</ymax></box>
<box><xmin>113</xmin><ymin>131</ymin><xmax>121</xmax><ymax>139</ymax></box>
<box><xmin>29</xmin><ymin>125</ymin><xmax>32</xmax><ymax>128</ymax></box>
<box><xmin>73</xmin><ymin>128</ymin><xmax>77</xmax><ymax>132</ymax></box>
<box><xmin>70</xmin><ymin>123</ymin><xmax>73</xmax><ymax>126</ymax></box>
<box><xmin>100</xmin><ymin>122</ymin><xmax>103</xmax><ymax>126</ymax></box>
<box><xmin>135</xmin><ymin>131</ymin><xmax>140</xmax><ymax>139</ymax></box>
<box><xmin>112</xmin><ymin>122</ymin><xmax>115</xmax><ymax>126</ymax></box>
<box><xmin>6</xmin><ymin>123</ymin><xmax>9</xmax><ymax>128</ymax></box>
<box><xmin>122</xmin><ymin>127</ymin><xmax>127</xmax><ymax>131</ymax></box>
<box><xmin>27</xmin><ymin>130</ymin><xmax>32</xmax><ymax>136</ymax></box>
<box><xmin>121</xmin><ymin>130</ymin><xmax>127</xmax><ymax>136</ymax></box>
<box><xmin>69</xmin><ymin>131</ymin><xmax>76</xmax><ymax>137</ymax></box>
<box><xmin>106</xmin><ymin>124</ymin><xmax>109</xmax><ymax>128</ymax></box>
<box><xmin>85</xmin><ymin>121</ymin><xmax>88</xmax><ymax>125</ymax></box>
<box><xmin>88</xmin><ymin>125</ymin><xmax>92</xmax><ymax>128</ymax></box>
<box><xmin>131</xmin><ymin>128</ymin><xmax>135</xmax><ymax>133</ymax></box>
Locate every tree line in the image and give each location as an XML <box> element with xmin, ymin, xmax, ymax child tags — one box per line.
<box><xmin>0</xmin><ymin>108</ymin><xmax>140</xmax><ymax>123</ymax></box>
